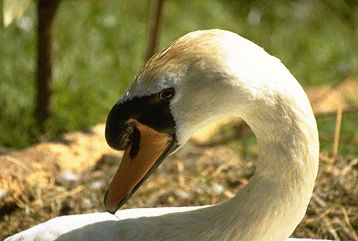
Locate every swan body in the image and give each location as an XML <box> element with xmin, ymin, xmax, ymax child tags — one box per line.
<box><xmin>6</xmin><ymin>29</ymin><xmax>326</xmax><ymax>241</ymax></box>
<box><xmin>6</xmin><ymin>210</ymin><xmax>329</xmax><ymax>241</ymax></box>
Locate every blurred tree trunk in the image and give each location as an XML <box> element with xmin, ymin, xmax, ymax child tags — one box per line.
<box><xmin>145</xmin><ymin>0</ymin><xmax>164</xmax><ymax>61</ymax></box>
<box><xmin>35</xmin><ymin>0</ymin><xmax>60</xmax><ymax>126</ymax></box>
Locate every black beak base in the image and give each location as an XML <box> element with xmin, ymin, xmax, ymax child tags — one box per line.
<box><xmin>104</xmin><ymin>93</ymin><xmax>178</xmax><ymax>212</ymax></box>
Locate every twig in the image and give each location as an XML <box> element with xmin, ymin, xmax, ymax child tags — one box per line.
<box><xmin>332</xmin><ymin>106</ymin><xmax>343</xmax><ymax>162</ymax></box>
<box><xmin>175</xmin><ymin>160</ymin><xmax>185</xmax><ymax>187</ymax></box>
<box><xmin>340</xmin><ymin>206</ymin><xmax>358</xmax><ymax>241</ymax></box>
<box><xmin>145</xmin><ymin>0</ymin><xmax>164</xmax><ymax>61</ymax></box>
<box><xmin>324</xmin><ymin>216</ymin><xmax>341</xmax><ymax>241</ymax></box>
<box><xmin>32</xmin><ymin>185</ymin><xmax>84</xmax><ymax>207</ymax></box>
<box><xmin>3</xmin><ymin>156</ymin><xmax>31</xmax><ymax>171</ymax></box>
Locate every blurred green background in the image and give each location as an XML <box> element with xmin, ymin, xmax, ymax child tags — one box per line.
<box><xmin>0</xmin><ymin>0</ymin><xmax>357</xmax><ymax>155</ymax></box>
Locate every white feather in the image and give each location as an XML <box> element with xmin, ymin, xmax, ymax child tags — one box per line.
<box><xmin>6</xmin><ymin>29</ymin><xmax>329</xmax><ymax>241</ymax></box>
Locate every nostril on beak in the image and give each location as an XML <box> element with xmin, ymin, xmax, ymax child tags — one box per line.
<box><xmin>105</xmin><ymin>101</ymin><xmax>136</xmax><ymax>151</ymax></box>
<box><xmin>105</xmin><ymin>122</ymin><xmax>133</xmax><ymax>151</ymax></box>
<box><xmin>128</xmin><ymin>125</ymin><xmax>141</xmax><ymax>158</ymax></box>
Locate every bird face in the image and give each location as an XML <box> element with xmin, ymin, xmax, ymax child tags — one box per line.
<box><xmin>104</xmin><ymin>87</ymin><xmax>179</xmax><ymax>213</ymax></box>
<box><xmin>104</xmin><ymin>30</ymin><xmax>242</xmax><ymax>213</ymax></box>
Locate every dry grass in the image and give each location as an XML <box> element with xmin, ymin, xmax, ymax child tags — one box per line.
<box><xmin>1</xmin><ymin>136</ymin><xmax>357</xmax><ymax>240</ymax></box>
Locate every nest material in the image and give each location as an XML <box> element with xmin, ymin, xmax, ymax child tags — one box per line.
<box><xmin>1</xmin><ymin>140</ymin><xmax>357</xmax><ymax>240</ymax></box>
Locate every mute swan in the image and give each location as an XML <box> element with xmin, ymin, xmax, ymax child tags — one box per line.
<box><xmin>6</xmin><ymin>29</ymin><xmax>330</xmax><ymax>241</ymax></box>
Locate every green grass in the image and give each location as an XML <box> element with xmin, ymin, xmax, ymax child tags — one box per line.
<box><xmin>0</xmin><ymin>0</ymin><xmax>357</xmax><ymax>155</ymax></box>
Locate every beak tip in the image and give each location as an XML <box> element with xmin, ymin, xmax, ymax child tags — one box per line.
<box><xmin>103</xmin><ymin>191</ymin><xmax>116</xmax><ymax>214</ymax></box>
<box><xmin>106</xmin><ymin>209</ymin><xmax>116</xmax><ymax>215</ymax></box>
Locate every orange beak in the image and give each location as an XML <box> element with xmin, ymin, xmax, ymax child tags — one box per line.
<box><xmin>104</xmin><ymin>121</ymin><xmax>173</xmax><ymax>213</ymax></box>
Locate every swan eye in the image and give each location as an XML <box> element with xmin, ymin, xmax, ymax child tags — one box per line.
<box><xmin>158</xmin><ymin>88</ymin><xmax>174</xmax><ymax>100</ymax></box>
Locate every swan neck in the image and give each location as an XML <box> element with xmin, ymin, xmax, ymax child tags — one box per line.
<box><xmin>222</xmin><ymin>92</ymin><xmax>319</xmax><ymax>241</ymax></box>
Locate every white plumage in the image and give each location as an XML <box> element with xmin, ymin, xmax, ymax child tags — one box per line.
<box><xmin>6</xmin><ymin>29</ymin><xmax>330</xmax><ymax>241</ymax></box>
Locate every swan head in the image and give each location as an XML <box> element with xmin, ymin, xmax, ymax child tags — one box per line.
<box><xmin>104</xmin><ymin>30</ymin><xmax>241</xmax><ymax>213</ymax></box>
<box><xmin>104</xmin><ymin>29</ymin><xmax>312</xmax><ymax>213</ymax></box>
<box><xmin>104</xmin><ymin>30</ymin><xmax>249</xmax><ymax>212</ymax></box>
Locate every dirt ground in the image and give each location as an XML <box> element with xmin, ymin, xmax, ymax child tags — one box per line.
<box><xmin>0</xmin><ymin>122</ymin><xmax>357</xmax><ymax>240</ymax></box>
